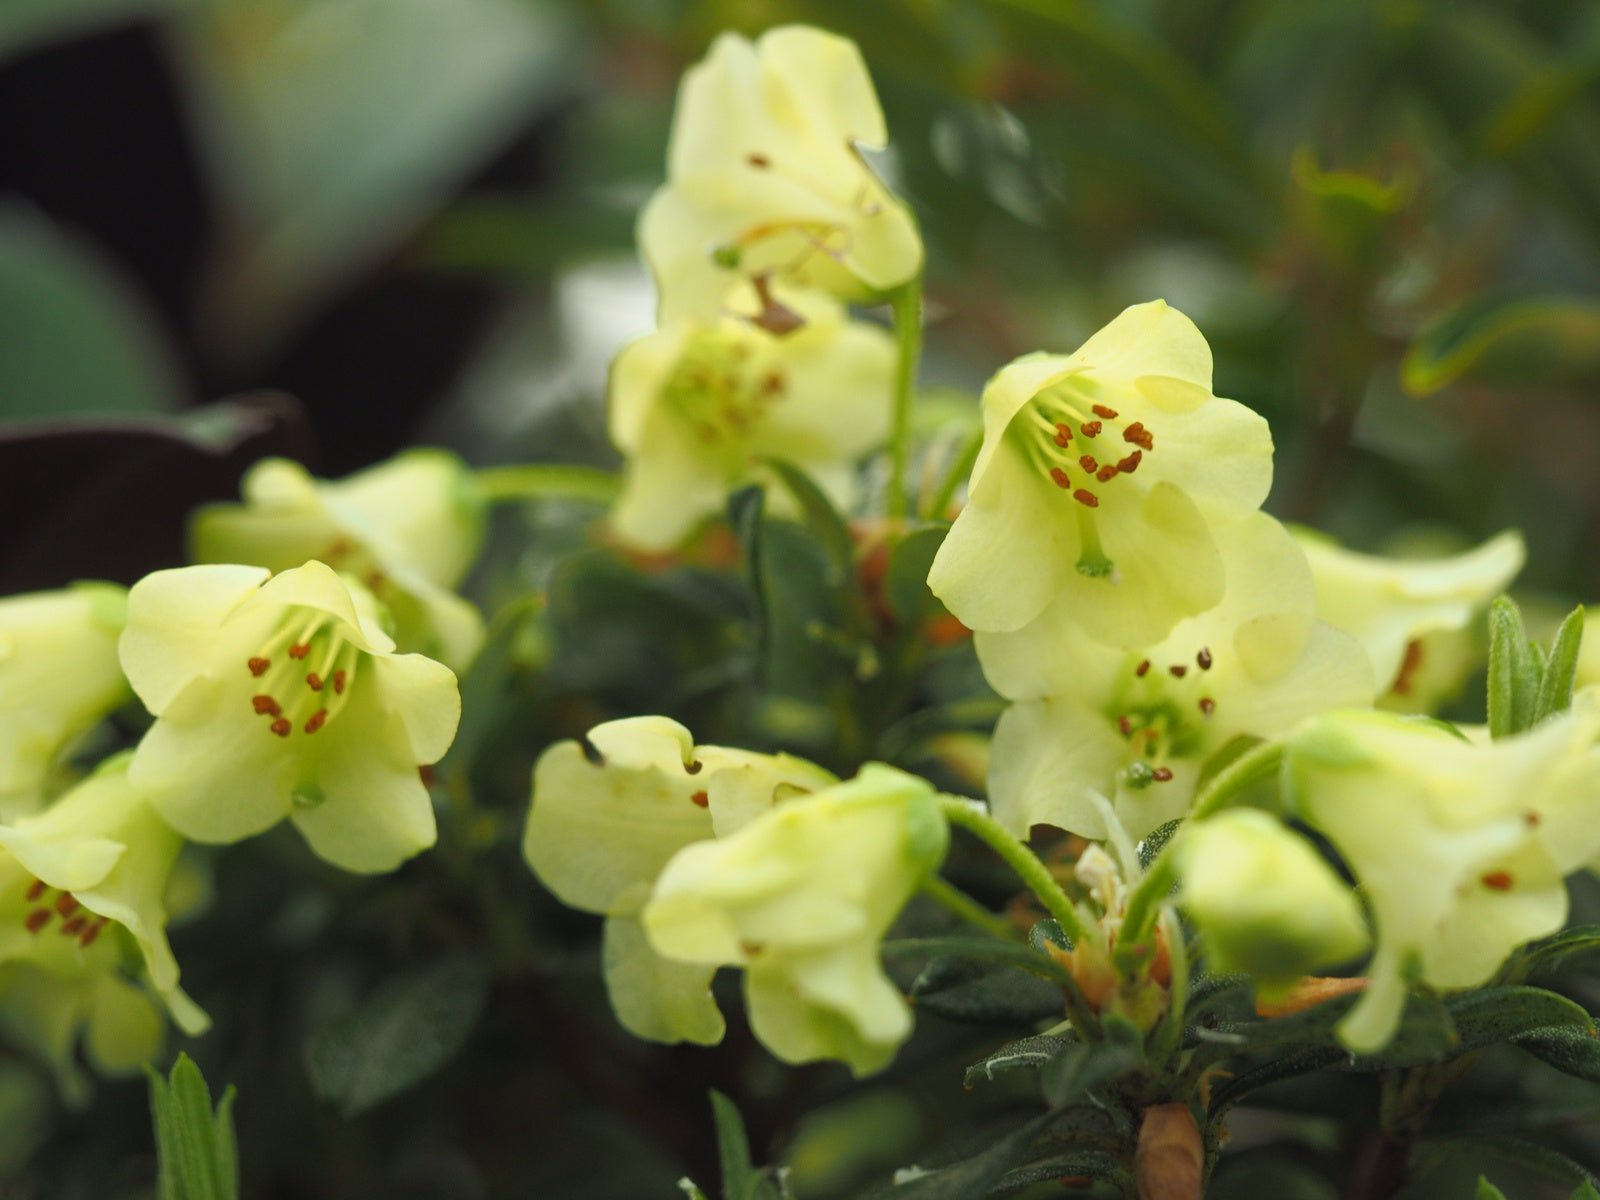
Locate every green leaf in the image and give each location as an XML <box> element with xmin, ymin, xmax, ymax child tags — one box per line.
<box><xmin>864</xmin><ymin>1112</ymin><xmax>1053</xmax><ymax>1200</ymax></box>
<box><xmin>1401</xmin><ymin>295</ymin><xmax>1600</xmax><ymax>396</ymax></box>
<box><xmin>0</xmin><ymin>207</ymin><xmax>184</xmax><ymax>419</ymax></box>
<box><xmin>1204</xmin><ymin>1046</ymin><xmax>1346</xmax><ymax>1119</ymax></box>
<box><xmin>1506</xmin><ymin>926</ymin><xmax>1600</xmax><ymax>981</ymax></box>
<box><xmin>709</xmin><ymin>1090</ymin><xmax>785</xmax><ymax>1200</ymax></box>
<box><xmin>993</xmin><ymin>1148</ymin><xmax>1134</xmax><ymax>1195</ymax></box>
<box><xmin>1475</xmin><ymin>1179</ymin><xmax>1509</xmax><ymax>1200</ymax></box>
<box><xmin>963</xmin><ymin>1034</ymin><xmax>1071</xmax><ymax>1087</ymax></box>
<box><xmin>1515</xmin><ymin>1025</ymin><xmax>1600</xmax><ymax>1083</ymax></box>
<box><xmin>169</xmin><ymin>0</ymin><xmax>578</xmax><ymax>357</ymax></box>
<box><xmin>1570</xmin><ymin>1181</ymin><xmax>1600</xmax><ymax>1200</ymax></box>
<box><xmin>1487</xmin><ymin>596</ymin><xmax>1539</xmax><ymax>738</ymax></box>
<box><xmin>1446</xmin><ymin>986</ymin><xmax>1594</xmax><ymax>1053</ymax></box>
<box><xmin>0</xmin><ymin>0</ymin><xmax>190</xmax><ymax>59</ymax></box>
<box><xmin>146</xmin><ymin>1054</ymin><xmax>239</xmax><ymax>1200</ymax></box>
<box><xmin>909</xmin><ymin>956</ymin><xmax>1068</xmax><ymax>1025</ymax></box>
<box><xmin>763</xmin><ymin>459</ymin><xmax>855</xmax><ymax>585</ymax></box>
<box><xmin>1426</xmin><ymin>1135</ymin><xmax>1600</xmax><ymax>1191</ymax></box>
<box><xmin>883</xmin><ymin>526</ymin><xmax>949</xmax><ymax>626</ymax></box>
<box><xmin>1040</xmin><ymin>1041</ymin><xmax>1141</xmax><ymax>1108</ymax></box>
<box><xmin>305</xmin><ymin>954</ymin><xmax>489</xmax><ymax>1118</ymax></box>
<box><xmin>1534</xmin><ymin>606</ymin><xmax>1585</xmax><ymax>724</ymax></box>
<box><xmin>1137</xmin><ymin>818</ymin><xmax>1185</xmax><ymax>870</ymax></box>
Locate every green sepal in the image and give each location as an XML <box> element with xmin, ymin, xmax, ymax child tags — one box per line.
<box><xmin>1487</xmin><ymin>596</ymin><xmax>1540</xmax><ymax>738</ymax></box>
<box><xmin>709</xmin><ymin>1090</ymin><xmax>788</xmax><ymax>1200</ymax></box>
<box><xmin>1534</xmin><ymin>605</ymin><xmax>1585</xmax><ymax>724</ymax></box>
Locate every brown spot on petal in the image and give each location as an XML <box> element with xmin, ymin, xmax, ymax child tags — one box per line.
<box><xmin>1482</xmin><ymin>871</ymin><xmax>1514</xmax><ymax>891</ymax></box>
<box><xmin>690</xmin><ymin>790</ymin><xmax>710</xmax><ymax>808</ymax></box>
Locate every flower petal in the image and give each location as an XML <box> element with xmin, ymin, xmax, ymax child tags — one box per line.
<box><xmin>121</xmin><ymin>565</ymin><xmax>270</xmax><ymax>714</ymax></box>
<box><xmin>602</xmin><ymin>908</ymin><xmax>725</xmax><ymax>1046</ymax></box>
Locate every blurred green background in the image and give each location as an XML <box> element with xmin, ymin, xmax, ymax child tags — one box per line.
<box><xmin>3</xmin><ymin>0</ymin><xmax>1600</xmax><ymax>1196</ymax></box>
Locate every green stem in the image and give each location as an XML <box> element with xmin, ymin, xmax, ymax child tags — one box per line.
<box><xmin>475</xmin><ymin>464</ymin><xmax>620</xmax><ymax>506</ymax></box>
<box><xmin>925</xmin><ymin>425</ymin><xmax>981</xmax><ymax>521</ymax></box>
<box><xmin>920</xmin><ymin>875</ymin><xmax>1022</xmax><ymax>942</ymax></box>
<box><xmin>1189</xmin><ymin>739</ymin><xmax>1285</xmax><ymax>821</ymax></box>
<box><xmin>938</xmin><ymin>795</ymin><xmax>1093</xmax><ymax>946</ymax></box>
<box><xmin>1114</xmin><ymin>854</ymin><xmax>1177</xmax><ymax>974</ymax></box>
<box><xmin>886</xmin><ymin>277</ymin><xmax>924</xmax><ymax>520</ymax></box>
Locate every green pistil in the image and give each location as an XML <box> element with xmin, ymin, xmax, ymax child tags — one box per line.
<box><xmin>1076</xmin><ymin>504</ymin><xmax>1113</xmax><ymax>577</ymax></box>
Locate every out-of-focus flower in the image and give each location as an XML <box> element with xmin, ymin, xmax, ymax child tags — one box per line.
<box><xmin>1175</xmin><ymin>808</ymin><xmax>1369</xmax><ymax>996</ymax></box>
<box><xmin>640</xmin><ymin>25</ymin><xmax>921</xmax><ymax>324</ymax></box>
<box><xmin>0</xmin><ymin>584</ymin><xmax>130</xmax><ymax>818</ymax></box>
<box><xmin>609</xmin><ymin>286</ymin><xmax>892</xmax><ymax>551</ymax></box>
<box><xmin>121</xmin><ymin>562</ymin><xmax>459</xmax><ymax>874</ymax></box>
<box><xmin>191</xmin><ymin>452</ymin><xmax>487</xmax><ymax>669</ymax></box>
<box><xmin>928</xmin><ymin>301</ymin><xmax>1273</xmax><ymax>646</ymax></box>
<box><xmin>979</xmin><ymin>513</ymin><xmax>1373</xmax><ymax>840</ymax></box>
<box><xmin>1282</xmin><ymin>703</ymin><xmax>1600</xmax><ymax>1052</ymax></box>
<box><xmin>523</xmin><ymin>716</ymin><xmax>835</xmax><ymax>1045</ymax></box>
<box><xmin>0</xmin><ymin>753</ymin><xmax>207</xmax><ymax>1098</ymax></box>
<box><xmin>1292</xmin><ymin>527</ymin><xmax>1524</xmax><ymax>711</ymax></box>
<box><xmin>643</xmin><ymin>764</ymin><xmax>947</xmax><ymax>1076</ymax></box>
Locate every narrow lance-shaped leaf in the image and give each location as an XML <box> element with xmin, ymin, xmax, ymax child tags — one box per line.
<box><xmin>1487</xmin><ymin>596</ymin><xmax>1539</xmax><ymax>737</ymax></box>
<box><xmin>1534</xmin><ymin>606</ymin><xmax>1585</xmax><ymax>724</ymax></box>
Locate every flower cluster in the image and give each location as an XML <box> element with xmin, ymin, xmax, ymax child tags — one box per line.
<box><xmin>607</xmin><ymin>25</ymin><xmax>919</xmax><ymax>552</ymax></box>
<box><xmin>0</xmin><ymin>455</ymin><xmax>474</xmax><ymax>1094</ymax></box>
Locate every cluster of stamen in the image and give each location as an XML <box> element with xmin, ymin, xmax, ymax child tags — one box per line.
<box><xmin>1031</xmin><ymin>393</ymin><xmax>1153</xmax><ymax>512</ymax></box>
<box><xmin>1112</xmin><ymin>646</ymin><xmax>1217</xmax><ymax>784</ymax></box>
<box><xmin>662</xmin><ymin>334</ymin><xmax>788</xmax><ymax>452</ymax></box>
<box><xmin>19</xmin><ymin>878</ymin><xmax>110</xmax><ymax>948</ymax></box>
<box><xmin>244</xmin><ymin>614</ymin><xmax>358</xmax><ymax>739</ymax></box>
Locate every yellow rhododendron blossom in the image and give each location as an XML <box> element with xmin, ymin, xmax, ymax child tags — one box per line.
<box><xmin>639</xmin><ymin>25</ymin><xmax>922</xmax><ymax>324</ymax></box>
<box><xmin>0</xmin><ymin>753</ymin><xmax>207</xmax><ymax>1100</ymax></box>
<box><xmin>928</xmin><ymin>301</ymin><xmax>1274</xmax><ymax>646</ymax></box>
<box><xmin>1293</xmin><ymin>527</ymin><xmax>1524</xmax><ymax>709</ymax></box>
<box><xmin>979</xmin><ymin>513</ymin><xmax>1374</xmax><ymax>840</ymax></box>
<box><xmin>523</xmin><ymin>716</ymin><xmax>835</xmax><ymax>1045</ymax></box>
<box><xmin>0</xmin><ymin>583</ymin><xmax>130</xmax><ymax>818</ymax></box>
<box><xmin>642</xmin><ymin>764</ymin><xmax>947</xmax><ymax>1076</ymax></box>
<box><xmin>121</xmin><ymin>562</ymin><xmax>459</xmax><ymax>874</ymax></box>
<box><xmin>191</xmin><ymin>451</ymin><xmax>487</xmax><ymax>669</ymax></box>
<box><xmin>1175</xmin><ymin>809</ymin><xmax>1369</xmax><ymax>997</ymax></box>
<box><xmin>0</xmin><ymin>961</ymin><xmax>165</xmax><ymax>1105</ymax></box>
<box><xmin>609</xmin><ymin>285</ymin><xmax>893</xmax><ymax>551</ymax></box>
<box><xmin>1283</xmin><ymin>703</ymin><xmax>1600</xmax><ymax>1053</ymax></box>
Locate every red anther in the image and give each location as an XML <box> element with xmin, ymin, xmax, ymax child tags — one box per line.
<box><xmin>1482</xmin><ymin>871</ymin><xmax>1514</xmax><ymax>891</ymax></box>
<box><xmin>1197</xmin><ymin>648</ymin><xmax>1213</xmax><ymax>670</ymax></box>
<box><xmin>25</xmin><ymin>879</ymin><xmax>46</xmax><ymax>902</ymax></box>
<box><xmin>364</xmin><ymin>570</ymin><xmax>385</xmax><ymax>591</ymax></box>
<box><xmin>252</xmin><ymin>696</ymin><xmax>281</xmax><ymax>716</ymax></box>
<box><xmin>324</xmin><ymin>537</ymin><xmax>354</xmax><ymax>561</ymax></box>
<box><xmin>54</xmin><ymin>893</ymin><xmax>78</xmax><ymax>918</ymax></box>
<box><xmin>60</xmin><ymin>916</ymin><xmax>86</xmax><ymax>937</ymax></box>
<box><xmin>307</xmin><ymin>672</ymin><xmax>324</xmax><ymax>691</ymax></box>
<box><xmin>248</xmin><ymin>657</ymin><xmax>270</xmax><ymax>676</ymax></box>
<box><xmin>746</xmin><ymin>152</ymin><xmax>771</xmax><ymax>168</ymax></box>
<box><xmin>1525</xmin><ymin>812</ymin><xmax>1542</xmax><ymax>828</ymax></box>
<box><xmin>24</xmin><ymin>909</ymin><xmax>50</xmax><ymax>933</ymax></box>
<box><xmin>1073</xmin><ymin>489</ymin><xmax>1099</xmax><ymax>508</ymax></box>
<box><xmin>304</xmin><ymin>709</ymin><xmax>328</xmax><ymax>735</ymax></box>
<box><xmin>1198</xmin><ymin>697</ymin><xmax>1216</xmax><ymax>716</ymax></box>
<box><xmin>1117</xmin><ymin>715</ymin><xmax>1135</xmax><ymax>736</ymax></box>
<box><xmin>1079</xmin><ymin>455</ymin><xmax>1099</xmax><ymax>472</ymax></box>
<box><xmin>1053</xmin><ymin>422</ymin><xmax>1073</xmax><ymax>446</ymax></box>
<box><xmin>1080</xmin><ymin>420</ymin><xmax>1102</xmax><ymax>437</ymax></box>
<box><xmin>80</xmin><ymin>919</ymin><xmax>106</xmax><ymax>948</ymax></box>
<box><xmin>1169</xmin><ymin>664</ymin><xmax>1188</xmax><ymax>678</ymax></box>
<box><xmin>419</xmin><ymin>764</ymin><xmax>438</xmax><ymax>788</ymax></box>
<box><xmin>270</xmin><ymin>718</ymin><xmax>292</xmax><ymax>738</ymax></box>
<box><xmin>1116</xmin><ymin>450</ymin><xmax>1142</xmax><ymax>473</ymax></box>
<box><xmin>761</xmin><ymin>371</ymin><xmax>784</xmax><ymax>394</ymax></box>
<box><xmin>690</xmin><ymin>790</ymin><xmax>710</xmax><ymax>808</ymax></box>
<box><xmin>1135</xmin><ymin>660</ymin><xmax>1151</xmax><ymax>677</ymax></box>
<box><xmin>740</xmin><ymin>940</ymin><xmax>766</xmax><ymax>957</ymax></box>
<box><xmin>1151</xmin><ymin>767</ymin><xmax>1174</xmax><ymax>782</ymax></box>
<box><xmin>1092</xmin><ymin>404</ymin><xmax>1118</xmax><ymax>419</ymax></box>
<box><xmin>1123</xmin><ymin>422</ymin><xmax>1154</xmax><ymax>450</ymax></box>
<box><xmin>1050</xmin><ymin>467</ymin><xmax>1072</xmax><ymax>489</ymax></box>
<box><xmin>288</xmin><ymin>643</ymin><xmax>311</xmax><ymax>660</ymax></box>
<box><xmin>333</xmin><ymin>670</ymin><xmax>347</xmax><ymax>695</ymax></box>
<box><xmin>1096</xmin><ymin>465</ymin><xmax>1118</xmax><ymax>482</ymax></box>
